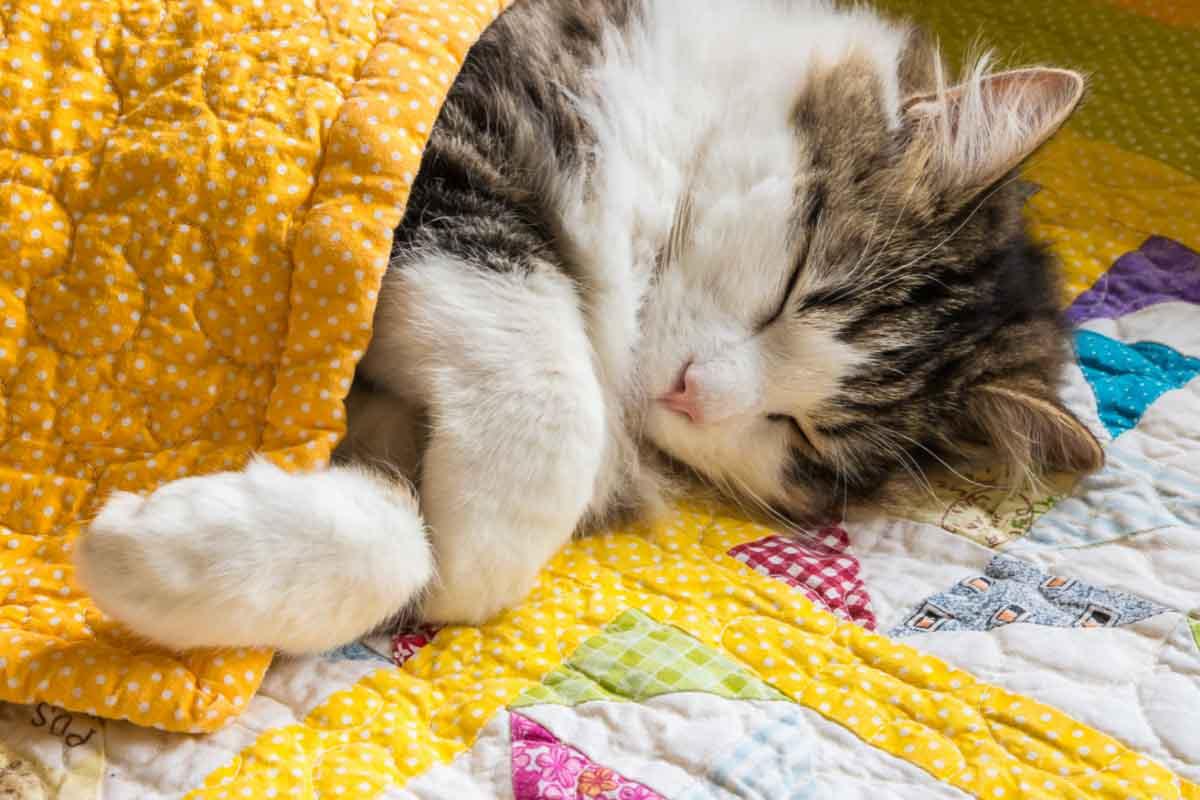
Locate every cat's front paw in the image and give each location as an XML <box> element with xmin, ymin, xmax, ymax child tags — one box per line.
<box><xmin>75</xmin><ymin>461</ymin><xmax>435</xmax><ymax>653</ymax></box>
<box><xmin>420</xmin><ymin>569</ymin><xmax>537</xmax><ymax>627</ymax></box>
<box><xmin>75</xmin><ymin>488</ymin><xmax>229</xmax><ymax>651</ymax></box>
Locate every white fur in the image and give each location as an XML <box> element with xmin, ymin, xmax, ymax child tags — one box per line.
<box><xmin>565</xmin><ymin>0</ymin><xmax>897</xmax><ymax>504</ymax></box>
<box><xmin>75</xmin><ymin>459</ymin><xmax>432</xmax><ymax>653</ymax></box>
<box><xmin>363</xmin><ymin>256</ymin><xmax>608</xmax><ymax>624</ymax></box>
<box><xmin>77</xmin><ymin>1</ymin><xmax>1077</xmax><ymax>652</ymax></box>
<box><xmin>909</xmin><ymin>60</ymin><xmax>1086</xmax><ymax>189</ymax></box>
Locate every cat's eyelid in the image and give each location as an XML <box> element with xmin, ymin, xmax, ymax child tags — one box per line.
<box><xmin>768</xmin><ymin>413</ymin><xmax>818</xmax><ymax>453</ymax></box>
<box><xmin>760</xmin><ymin>201</ymin><xmax>820</xmax><ymax>330</ymax></box>
<box><xmin>758</xmin><ymin>253</ymin><xmax>806</xmax><ymax>331</ymax></box>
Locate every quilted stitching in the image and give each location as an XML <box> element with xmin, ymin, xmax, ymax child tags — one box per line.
<box><xmin>2</xmin><ymin>0</ymin><xmax>1198</xmax><ymax>796</ymax></box>
<box><xmin>0</xmin><ymin>0</ymin><xmax>511</xmax><ymax>732</ymax></box>
<box><xmin>526</xmin><ymin>609</ymin><xmax>788</xmax><ymax>703</ymax></box>
<box><xmin>182</xmin><ymin>506</ymin><xmax>1199</xmax><ymax>799</ymax></box>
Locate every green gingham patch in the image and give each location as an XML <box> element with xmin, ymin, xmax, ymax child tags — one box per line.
<box><xmin>513</xmin><ymin>609</ymin><xmax>787</xmax><ymax>707</ymax></box>
<box><xmin>511</xmin><ymin>665</ymin><xmax>623</xmax><ymax>707</ymax></box>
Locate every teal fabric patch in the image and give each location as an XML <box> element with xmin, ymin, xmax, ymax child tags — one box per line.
<box><xmin>1075</xmin><ymin>330</ymin><xmax>1200</xmax><ymax>438</ymax></box>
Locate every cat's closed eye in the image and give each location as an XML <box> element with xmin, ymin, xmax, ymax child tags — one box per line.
<box><xmin>759</xmin><ymin>250</ymin><xmax>807</xmax><ymax>331</ymax></box>
<box><xmin>767</xmin><ymin>413</ymin><xmax>817</xmax><ymax>452</ymax></box>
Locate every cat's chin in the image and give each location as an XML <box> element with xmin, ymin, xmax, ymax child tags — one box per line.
<box><xmin>640</xmin><ymin>406</ymin><xmax>693</xmax><ymax>462</ymax></box>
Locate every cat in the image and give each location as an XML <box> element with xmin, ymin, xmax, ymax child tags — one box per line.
<box><xmin>74</xmin><ymin>0</ymin><xmax>1104</xmax><ymax>654</ymax></box>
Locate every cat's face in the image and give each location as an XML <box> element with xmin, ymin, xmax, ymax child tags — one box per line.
<box><xmin>642</xmin><ymin>50</ymin><xmax>1103</xmax><ymax>524</ymax></box>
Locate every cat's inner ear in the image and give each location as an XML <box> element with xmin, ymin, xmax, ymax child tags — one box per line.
<box><xmin>904</xmin><ymin>66</ymin><xmax>1085</xmax><ymax>195</ymax></box>
<box><xmin>963</xmin><ymin>381</ymin><xmax>1105</xmax><ymax>478</ymax></box>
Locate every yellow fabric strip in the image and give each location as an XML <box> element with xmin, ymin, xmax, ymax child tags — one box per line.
<box><xmin>189</xmin><ymin>506</ymin><xmax>1199</xmax><ymax>798</ymax></box>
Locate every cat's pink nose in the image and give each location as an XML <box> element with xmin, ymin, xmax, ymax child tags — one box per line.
<box><xmin>659</xmin><ymin>364</ymin><xmax>702</xmax><ymax>423</ymax></box>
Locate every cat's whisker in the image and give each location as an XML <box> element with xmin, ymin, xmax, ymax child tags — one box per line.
<box><xmin>847</xmin><ymin>424</ymin><xmax>938</xmax><ymax>503</ymax></box>
<box><xmin>849</xmin><ymin>170</ymin><xmax>1023</xmax><ymax>302</ymax></box>
<box><xmin>848</xmin><ymin>170</ymin><xmax>923</xmax><ymax>283</ymax></box>
<box><xmin>883</xmin><ymin>428</ymin><xmax>1007</xmax><ymax>492</ymax></box>
<box><xmin>867</xmin><ymin>433</ymin><xmax>942</xmax><ymax>508</ymax></box>
<box><xmin>824</xmin><ymin>156</ymin><xmax>915</xmax><ymax>299</ymax></box>
<box><xmin>833</xmin><ymin>467</ymin><xmax>851</xmax><ymax>526</ymax></box>
<box><xmin>855</xmin><ymin>173</ymin><xmax>1023</xmax><ymax>300</ymax></box>
<box><xmin>800</xmin><ymin>150</ymin><xmax>913</xmax><ymax>305</ymax></box>
<box><xmin>723</xmin><ymin>471</ymin><xmax>804</xmax><ymax>535</ymax></box>
<box><xmin>709</xmin><ymin>471</ymin><xmax>771</xmax><ymax>530</ymax></box>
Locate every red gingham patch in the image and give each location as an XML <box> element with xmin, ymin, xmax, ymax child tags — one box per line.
<box><xmin>728</xmin><ymin>526</ymin><xmax>877</xmax><ymax>629</ymax></box>
<box><xmin>392</xmin><ymin>625</ymin><xmax>441</xmax><ymax>666</ymax></box>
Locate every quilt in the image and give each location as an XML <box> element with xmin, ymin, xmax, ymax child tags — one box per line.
<box><xmin>1</xmin><ymin>0</ymin><xmax>1198</xmax><ymax>798</ymax></box>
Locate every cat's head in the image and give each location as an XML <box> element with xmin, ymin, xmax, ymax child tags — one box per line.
<box><xmin>641</xmin><ymin>33</ymin><xmax>1103</xmax><ymax>525</ymax></box>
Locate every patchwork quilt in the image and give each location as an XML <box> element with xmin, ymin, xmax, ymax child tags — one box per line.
<box><xmin>1</xmin><ymin>0</ymin><xmax>1198</xmax><ymax>798</ymax></box>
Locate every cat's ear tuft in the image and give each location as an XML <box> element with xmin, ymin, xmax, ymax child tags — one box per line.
<box><xmin>905</xmin><ymin>63</ymin><xmax>1086</xmax><ymax>195</ymax></box>
<box><xmin>963</xmin><ymin>381</ymin><xmax>1104</xmax><ymax>478</ymax></box>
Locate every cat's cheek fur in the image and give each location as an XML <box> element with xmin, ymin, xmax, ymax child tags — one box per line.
<box><xmin>74</xmin><ymin>459</ymin><xmax>433</xmax><ymax>654</ymax></box>
<box><xmin>647</xmin><ymin>410</ymin><xmax>791</xmax><ymax>506</ymax></box>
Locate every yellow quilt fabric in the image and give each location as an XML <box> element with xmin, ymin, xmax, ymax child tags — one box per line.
<box><xmin>188</xmin><ymin>505</ymin><xmax>1200</xmax><ymax>799</ymax></box>
<box><xmin>0</xmin><ymin>0</ymin><xmax>512</xmax><ymax>732</ymax></box>
<box><xmin>173</xmin><ymin>1</ymin><xmax>1199</xmax><ymax>797</ymax></box>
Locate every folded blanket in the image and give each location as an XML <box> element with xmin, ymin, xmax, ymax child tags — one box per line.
<box><xmin>0</xmin><ymin>0</ymin><xmax>511</xmax><ymax>733</ymax></box>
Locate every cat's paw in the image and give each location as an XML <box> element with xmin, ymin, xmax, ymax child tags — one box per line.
<box><xmin>75</xmin><ymin>460</ymin><xmax>434</xmax><ymax>654</ymax></box>
<box><xmin>420</xmin><ymin>563</ymin><xmax>538</xmax><ymax>626</ymax></box>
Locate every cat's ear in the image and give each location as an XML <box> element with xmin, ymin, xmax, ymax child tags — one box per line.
<box><xmin>963</xmin><ymin>381</ymin><xmax>1104</xmax><ymax>477</ymax></box>
<box><xmin>904</xmin><ymin>65</ymin><xmax>1085</xmax><ymax>195</ymax></box>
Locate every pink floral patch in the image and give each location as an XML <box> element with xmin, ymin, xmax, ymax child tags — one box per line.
<box><xmin>728</xmin><ymin>526</ymin><xmax>877</xmax><ymax>629</ymax></box>
<box><xmin>577</xmin><ymin>766</ymin><xmax>620</xmax><ymax>797</ymax></box>
<box><xmin>509</xmin><ymin>713</ymin><xmax>665</xmax><ymax>800</ymax></box>
<box><xmin>391</xmin><ymin>625</ymin><xmax>441</xmax><ymax>666</ymax></box>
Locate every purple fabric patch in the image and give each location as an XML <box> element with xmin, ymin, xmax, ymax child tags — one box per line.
<box><xmin>1065</xmin><ymin>237</ymin><xmax>1200</xmax><ymax>327</ymax></box>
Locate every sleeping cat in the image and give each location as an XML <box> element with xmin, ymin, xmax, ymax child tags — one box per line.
<box><xmin>75</xmin><ymin>0</ymin><xmax>1104</xmax><ymax>654</ymax></box>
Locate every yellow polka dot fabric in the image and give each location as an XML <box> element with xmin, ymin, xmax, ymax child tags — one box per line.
<box><xmin>0</xmin><ymin>0</ymin><xmax>512</xmax><ymax>732</ymax></box>
<box><xmin>187</xmin><ymin>506</ymin><xmax>1199</xmax><ymax>798</ymax></box>
<box><xmin>173</xmin><ymin>2</ymin><xmax>1200</xmax><ymax>796</ymax></box>
<box><xmin>1025</xmin><ymin>131</ymin><xmax>1200</xmax><ymax>301</ymax></box>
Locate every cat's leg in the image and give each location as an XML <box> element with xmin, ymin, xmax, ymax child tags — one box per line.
<box><xmin>74</xmin><ymin>442</ymin><xmax>433</xmax><ymax>654</ymax></box>
<box><xmin>335</xmin><ymin>380</ymin><xmax>424</xmax><ymax>477</ymax></box>
<box><xmin>362</xmin><ymin>256</ymin><xmax>607</xmax><ymax>625</ymax></box>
